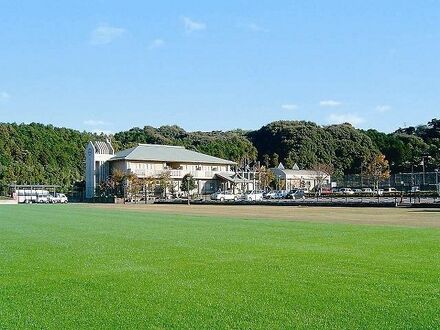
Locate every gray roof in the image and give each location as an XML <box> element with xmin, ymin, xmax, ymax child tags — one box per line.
<box><xmin>109</xmin><ymin>144</ymin><xmax>236</xmax><ymax>165</ymax></box>
<box><xmin>271</xmin><ymin>168</ymin><xmax>329</xmax><ymax>176</ymax></box>
<box><xmin>282</xmin><ymin>169</ymin><xmax>321</xmax><ymax>176</ymax></box>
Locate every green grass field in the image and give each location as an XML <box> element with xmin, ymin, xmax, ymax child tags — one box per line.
<box><xmin>0</xmin><ymin>205</ymin><xmax>439</xmax><ymax>329</ymax></box>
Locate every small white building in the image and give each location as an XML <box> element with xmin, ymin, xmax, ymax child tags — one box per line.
<box><xmin>270</xmin><ymin>163</ymin><xmax>331</xmax><ymax>192</ymax></box>
<box><xmin>85</xmin><ymin>140</ymin><xmax>115</xmax><ymax>198</ymax></box>
<box><xmin>85</xmin><ymin>141</ymin><xmax>237</xmax><ymax>198</ymax></box>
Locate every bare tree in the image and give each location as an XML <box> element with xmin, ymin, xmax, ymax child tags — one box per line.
<box><xmin>258</xmin><ymin>166</ymin><xmax>275</xmax><ymax>191</ymax></box>
<box><xmin>110</xmin><ymin>168</ymin><xmax>125</xmax><ymax>197</ymax></box>
<box><xmin>141</xmin><ymin>176</ymin><xmax>156</xmax><ymax>202</ymax></box>
<box><xmin>311</xmin><ymin>163</ymin><xmax>334</xmax><ymax>196</ymax></box>
<box><xmin>158</xmin><ymin>171</ymin><xmax>172</xmax><ymax>199</ymax></box>
<box><xmin>131</xmin><ymin>176</ymin><xmax>144</xmax><ymax>203</ymax></box>
<box><xmin>364</xmin><ymin>154</ymin><xmax>391</xmax><ymax>192</ymax></box>
<box><xmin>124</xmin><ymin>171</ymin><xmax>140</xmax><ymax>202</ymax></box>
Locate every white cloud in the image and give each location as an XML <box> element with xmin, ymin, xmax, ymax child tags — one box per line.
<box><xmin>319</xmin><ymin>100</ymin><xmax>342</xmax><ymax>107</ymax></box>
<box><xmin>281</xmin><ymin>104</ymin><xmax>298</xmax><ymax>110</ymax></box>
<box><xmin>149</xmin><ymin>38</ymin><xmax>165</xmax><ymax>49</ymax></box>
<box><xmin>84</xmin><ymin>119</ymin><xmax>109</xmax><ymax>126</ymax></box>
<box><xmin>182</xmin><ymin>17</ymin><xmax>206</xmax><ymax>33</ymax></box>
<box><xmin>0</xmin><ymin>91</ymin><xmax>10</xmax><ymax>100</ymax></box>
<box><xmin>376</xmin><ymin>105</ymin><xmax>391</xmax><ymax>113</ymax></box>
<box><xmin>90</xmin><ymin>24</ymin><xmax>125</xmax><ymax>45</ymax></box>
<box><xmin>328</xmin><ymin>113</ymin><xmax>364</xmax><ymax>126</ymax></box>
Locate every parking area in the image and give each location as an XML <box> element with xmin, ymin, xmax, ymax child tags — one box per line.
<box><xmin>206</xmin><ymin>188</ymin><xmax>439</xmax><ymax>206</ymax></box>
<box><xmin>284</xmin><ymin>195</ymin><xmax>439</xmax><ymax>205</ymax></box>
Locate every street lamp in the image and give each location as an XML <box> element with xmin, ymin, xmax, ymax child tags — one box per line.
<box><xmin>422</xmin><ymin>155</ymin><xmax>427</xmax><ymax>186</ymax></box>
<box><xmin>421</xmin><ymin>154</ymin><xmax>432</xmax><ymax>187</ymax></box>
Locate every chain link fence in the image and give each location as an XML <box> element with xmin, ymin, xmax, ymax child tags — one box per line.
<box><xmin>336</xmin><ymin>171</ymin><xmax>440</xmax><ymax>192</ymax></box>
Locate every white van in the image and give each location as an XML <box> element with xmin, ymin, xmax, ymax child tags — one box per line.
<box><xmin>48</xmin><ymin>193</ymin><xmax>69</xmax><ymax>203</ymax></box>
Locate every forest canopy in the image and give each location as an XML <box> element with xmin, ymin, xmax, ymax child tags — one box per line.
<box><xmin>0</xmin><ymin>119</ymin><xmax>439</xmax><ymax>191</ymax></box>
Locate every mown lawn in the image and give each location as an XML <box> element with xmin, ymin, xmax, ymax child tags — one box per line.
<box><xmin>0</xmin><ymin>205</ymin><xmax>439</xmax><ymax>329</ymax></box>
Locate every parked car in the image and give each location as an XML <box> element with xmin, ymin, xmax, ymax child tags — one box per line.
<box><xmin>48</xmin><ymin>193</ymin><xmax>68</xmax><ymax>203</ymax></box>
<box><xmin>286</xmin><ymin>189</ymin><xmax>305</xmax><ymax>200</ymax></box>
<box><xmin>383</xmin><ymin>187</ymin><xmax>399</xmax><ymax>194</ymax></box>
<box><xmin>265</xmin><ymin>190</ymin><xmax>287</xmax><ymax>199</ymax></box>
<box><xmin>211</xmin><ymin>190</ymin><xmax>238</xmax><ymax>202</ymax></box>
<box><xmin>361</xmin><ymin>188</ymin><xmax>373</xmax><ymax>194</ymax></box>
<box><xmin>264</xmin><ymin>190</ymin><xmax>277</xmax><ymax>199</ymax></box>
<box><xmin>276</xmin><ymin>190</ymin><xmax>288</xmax><ymax>199</ymax></box>
<box><xmin>338</xmin><ymin>188</ymin><xmax>354</xmax><ymax>195</ymax></box>
<box><xmin>244</xmin><ymin>190</ymin><xmax>264</xmax><ymax>201</ymax></box>
<box><xmin>320</xmin><ymin>188</ymin><xmax>333</xmax><ymax>195</ymax></box>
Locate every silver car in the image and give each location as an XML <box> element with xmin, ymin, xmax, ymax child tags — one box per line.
<box><xmin>244</xmin><ymin>190</ymin><xmax>264</xmax><ymax>201</ymax></box>
<box><xmin>211</xmin><ymin>191</ymin><xmax>238</xmax><ymax>202</ymax></box>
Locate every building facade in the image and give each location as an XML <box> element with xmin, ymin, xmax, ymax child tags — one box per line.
<box><xmin>270</xmin><ymin>163</ymin><xmax>331</xmax><ymax>192</ymax></box>
<box><xmin>85</xmin><ymin>141</ymin><xmax>115</xmax><ymax>199</ymax></box>
<box><xmin>85</xmin><ymin>142</ymin><xmax>236</xmax><ymax>198</ymax></box>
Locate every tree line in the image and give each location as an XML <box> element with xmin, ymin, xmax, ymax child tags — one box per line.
<box><xmin>0</xmin><ymin>119</ymin><xmax>438</xmax><ymax>192</ymax></box>
<box><xmin>248</xmin><ymin>119</ymin><xmax>440</xmax><ymax>177</ymax></box>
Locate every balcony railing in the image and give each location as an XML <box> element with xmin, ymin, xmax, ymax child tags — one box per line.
<box><xmin>129</xmin><ymin>168</ymin><xmax>234</xmax><ymax>179</ymax></box>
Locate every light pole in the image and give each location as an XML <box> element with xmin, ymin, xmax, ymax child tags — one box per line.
<box><xmin>435</xmin><ymin>169</ymin><xmax>439</xmax><ymax>196</ymax></box>
<box><xmin>410</xmin><ymin>163</ymin><xmax>415</xmax><ymax>204</ymax></box>
<box><xmin>411</xmin><ymin>163</ymin><xmax>414</xmax><ymax>190</ymax></box>
<box><xmin>421</xmin><ymin>154</ymin><xmax>432</xmax><ymax>187</ymax></box>
<box><xmin>422</xmin><ymin>155</ymin><xmax>426</xmax><ymax>186</ymax></box>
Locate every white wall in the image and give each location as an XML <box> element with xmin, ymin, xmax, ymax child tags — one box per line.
<box><xmin>85</xmin><ymin>142</ymin><xmax>113</xmax><ymax>198</ymax></box>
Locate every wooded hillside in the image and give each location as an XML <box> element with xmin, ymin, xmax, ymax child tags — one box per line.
<box><xmin>0</xmin><ymin>119</ymin><xmax>438</xmax><ymax>191</ymax></box>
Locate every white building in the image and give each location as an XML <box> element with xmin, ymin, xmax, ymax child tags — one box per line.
<box><xmin>85</xmin><ymin>141</ymin><xmax>237</xmax><ymax>198</ymax></box>
<box><xmin>85</xmin><ymin>141</ymin><xmax>115</xmax><ymax>198</ymax></box>
<box><xmin>270</xmin><ymin>163</ymin><xmax>331</xmax><ymax>192</ymax></box>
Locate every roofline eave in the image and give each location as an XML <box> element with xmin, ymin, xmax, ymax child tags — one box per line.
<box><xmin>108</xmin><ymin>157</ymin><xmax>236</xmax><ymax>165</ymax></box>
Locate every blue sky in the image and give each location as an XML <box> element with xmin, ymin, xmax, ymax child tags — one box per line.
<box><xmin>0</xmin><ymin>1</ymin><xmax>439</xmax><ymax>134</ymax></box>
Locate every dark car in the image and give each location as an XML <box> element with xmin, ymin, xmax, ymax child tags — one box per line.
<box><xmin>286</xmin><ymin>189</ymin><xmax>305</xmax><ymax>200</ymax></box>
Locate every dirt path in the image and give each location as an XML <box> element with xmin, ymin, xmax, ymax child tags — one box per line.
<box><xmin>87</xmin><ymin>204</ymin><xmax>440</xmax><ymax>228</ymax></box>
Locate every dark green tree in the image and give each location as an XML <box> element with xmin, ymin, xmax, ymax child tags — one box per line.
<box><xmin>180</xmin><ymin>174</ymin><xmax>197</xmax><ymax>195</ymax></box>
